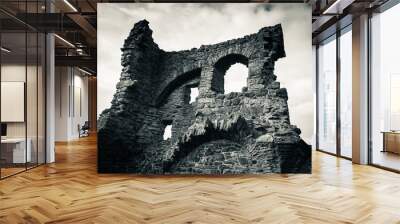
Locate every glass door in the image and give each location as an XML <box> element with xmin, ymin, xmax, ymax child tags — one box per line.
<box><xmin>1</xmin><ymin>31</ymin><xmax>28</xmax><ymax>178</ymax></box>
<box><xmin>0</xmin><ymin>1</ymin><xmax>46</xmax><ymax>179</ymax></box>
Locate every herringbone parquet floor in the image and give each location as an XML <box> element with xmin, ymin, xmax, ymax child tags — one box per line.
<box><xmin>1</xmin><ymin>135</ymin><xmax>400</xmax><ymax>224</ymax></box>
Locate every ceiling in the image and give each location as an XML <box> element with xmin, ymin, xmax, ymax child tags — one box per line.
<box><xmin>311</xmin><ymin>0</ymin><xmax>390</xmax><ymax>43</ymax></box>
<box><xmin>0</xmin><ymin>0</ymin><xmax>393</xmax><ymax>74</ymax></box>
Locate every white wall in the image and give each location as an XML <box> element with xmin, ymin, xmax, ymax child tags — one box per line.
<box><xmin>55</xmin><ymin>66</ymin><xmax>69</xmax><ymax>141</ymax></box>
<box><xmin>71</xmin><ymin>73</ymin><xmax>89</xmax><ymax>138</ymax></box>
<box><xmin>55</xmin><ymin>67</ymin><xmax>89</xmax><ymax>141</ymax></box>
<box><xmin>1</xmin><ymin>66</ymin><xmax>26</xmax><ymax>138</ymax></box>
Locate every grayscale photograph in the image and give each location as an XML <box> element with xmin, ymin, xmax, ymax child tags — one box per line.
<box><xmin>97</xmin><ymin>3</ymin><xmax>312</xmax><ymax>174</ymax></box>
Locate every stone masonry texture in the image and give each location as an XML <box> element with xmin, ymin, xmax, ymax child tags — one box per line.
<box><xmin>98</xmin><ymin>20</ymin><xmax>311</xmax><ymax>174</ymax></box>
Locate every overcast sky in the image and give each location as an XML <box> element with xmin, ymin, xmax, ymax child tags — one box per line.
<box><xmin>97</xmin><ymin>3</ymin><xmax>313</xmax><ymax>143</ymax></box>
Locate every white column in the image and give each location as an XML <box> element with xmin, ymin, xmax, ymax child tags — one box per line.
<box><xmin>352</xmin><ymin>14</ymin><xmax>369</xmax><ymax>164</ymax></box>
<box><xmin>312</xmin><ymin>45</ymin><xmax>317</xmax><ymax>150</ymax></box>
<box><xmin>46</xmin><ymin>32</ymin><xmax>55</xmax><ymax>163</ymax></box>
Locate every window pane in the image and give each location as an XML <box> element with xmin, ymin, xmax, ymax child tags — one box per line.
<box><xmin>340</xmin><ymin>28</ymin><xmax>352</xmax><ymax>158</ymax></box>
<box><xmin>318</xmin><ymin>36</ymin><xmax>337</xmax><ymax>154</ymax></box>
<box><xmin>371</xmin><ymin>3</ymin><xmax>400</xmax><ymax>171</ymax></box>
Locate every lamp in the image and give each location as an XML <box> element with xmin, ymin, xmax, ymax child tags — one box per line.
<box><xmin>1</xmin><ymin>47</ymin><xmax>11</xmax><ymax>53</ymax></box>
<box><xmin>322</xmin><ymin>0</ymin><xmax>354</xmax><ymax>15</ymax></box>
<box><xmin>54</xmin><ymin>34</ymin><xmax>75</xmax><ymax>48</ymax></box>
<box><xmin>63</xmin><ymin>0</ymin><xmax>78</xmax><ymax>12</ymax></box>
<box><xmin>78</xmin><ymin>67</ymin><xmax>93</xmax><ymax>76</ymax></box>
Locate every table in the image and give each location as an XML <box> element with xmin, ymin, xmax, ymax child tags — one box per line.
<box><xmin>382</xmin><ymin>131</ymin><xmax>400</xmax><ymax>154</ymax></box>
<box><xmin>1</xmin><ymin>138</ymin><xmax>31</xmax><ymax>163</ymax></box>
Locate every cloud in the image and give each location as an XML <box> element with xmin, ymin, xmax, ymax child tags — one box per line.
<box><xmin>97</xmin><ymin>3</ymin><xmax>313</xmax><ymax>143</ymax></box>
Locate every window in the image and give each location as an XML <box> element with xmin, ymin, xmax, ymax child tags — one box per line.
<box><xmin>390</xmin><ymin>75</ymin><xmax>400</xmax><ymax>130</ymax></box>
<box><xmin>339</xmin><ymin>27</ymin><xmax>352</xmax><ymax>158</ymax></box>
<box><xmin>316</xmin><ymin>26</ymin><xmax>353</xmax><ymax>158</ymax></box>
<box><xmin>212</xmin><ymin>54</ymin><xmax>249</xmax><ymax>94</ymax></box>
<box><xmin>163</xmin><ymin>125</ymin><xmax>172</xmax><ymax>140</ymax></box>
<box><xmin>224</xmin><ymin>63</ymin><xmax>248</xmax><ymax>94</ymax></box>
<box><xmin>317</xmin><ymin>35</ymin><xmax>337</xmax><ymax>154</ymax></box>
<box><xmin>370</xmin><ymin>3</ymin><xmax>400</xmax><ymax>171</ymax></box>
<box><xmin>189</xmin><ymin>87</ymin><xmax>198</xmax><ymax>104</ymax></box>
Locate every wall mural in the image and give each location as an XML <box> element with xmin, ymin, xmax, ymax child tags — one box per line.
<box><xmin>98</xmin><ymin>13</ymin><xmax>312</xmax><ymax>173</ymax></box>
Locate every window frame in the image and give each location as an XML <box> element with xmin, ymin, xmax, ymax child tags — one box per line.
<box><xmin>315</xmin><ymin>23</ymin><xmax>353</xmax><ymax>160</ymax></box>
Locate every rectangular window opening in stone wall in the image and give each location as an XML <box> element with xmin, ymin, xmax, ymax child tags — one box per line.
<box><xmin>189</xmin><ymin>87</ymin><xmax>199</xmax><ymax>104</ymax></box>
<box><xmin>224</xmin><ymin>63</ymin><xmax>249</xmax><ymax>94</ymax></box>
<box><xmin>162</xmin><ymin>120</ymin><xmax>173</xmax><ymax>141</ymax></box>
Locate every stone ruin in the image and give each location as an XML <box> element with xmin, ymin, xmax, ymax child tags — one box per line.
<box><xmin>98</xmin><ymin>20</ymin><xmax>311</xmax><ymax>174</ymax></box>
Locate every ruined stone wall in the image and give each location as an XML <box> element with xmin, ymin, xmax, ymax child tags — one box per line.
<box><xmin>98</xmin><ymin>20</ymin><xmax>311</xmax><ymax>173</ymax></box>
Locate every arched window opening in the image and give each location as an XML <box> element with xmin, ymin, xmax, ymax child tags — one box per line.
<box><xmin>189</xmin><ymin>87</ymin><xmax>199</xmax><ymax>103</ymax></box>
<box><xmin>155</xmin><ymin>68</ymin><xmax>201</xmax><ymax>107</ymax></box>
<box><xmin>212</xmin><ymin>54</ymin><xmax>249</xmax><ymax>94</ymax></box>
<box><xmin>224</xmin><ymin>63</ymin><xmax>248</xmax><ymax>94</ymax></box>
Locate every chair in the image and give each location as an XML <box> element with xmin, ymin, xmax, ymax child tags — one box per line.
<box><xmin>79</xmin><ymin>121</ymin><xmax>90</xmax><ymax>138</ymax></box>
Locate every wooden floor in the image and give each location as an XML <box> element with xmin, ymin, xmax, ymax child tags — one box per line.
<box><xmin>1</xmin><ymin>163</ymin><xmax>44</xmax><ymax>178</ymax></box>
<box><xmin>1</xmin><ymin>167</ymin><xmax>26</xmax><ymax>178</ymax></box>
<box><xmin>372</xmin><ymin>150</ymin><xmax>400</xmax><ymax>171</ymax></box>
<box><xmin>1</xmin><ymin>136</ymin><xmax>400</xmax><ymax>224</ymax></box>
